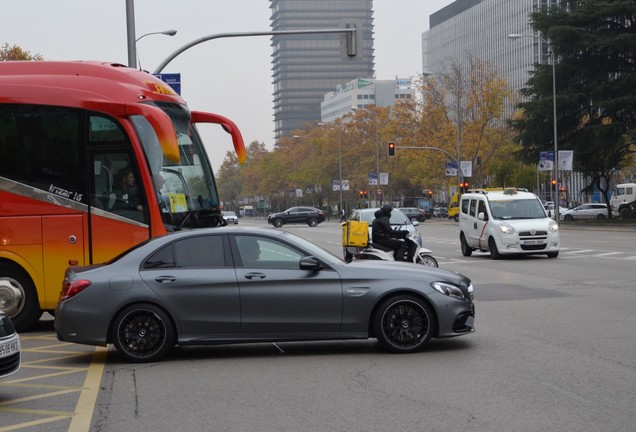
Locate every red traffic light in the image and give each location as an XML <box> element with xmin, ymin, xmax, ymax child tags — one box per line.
<box><xmin>551</xmin><ymin>179</ymin><xmax>557</xmax><ymax>191</ymax></box>
<box><xmin>388</xmin><ymin>142</ymin><xmax>395</xmax><ymax>156</ymax></box>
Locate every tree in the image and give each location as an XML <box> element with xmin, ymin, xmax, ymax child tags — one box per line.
<box><xmin>0</xmin><ymin>43</ymin><xmax>44</xmax><ymax>61</ymax></box>
<box><xmin>510</xmin><ymin>0</ymin><xmax>636</xmax><ymax>211</ymax></box>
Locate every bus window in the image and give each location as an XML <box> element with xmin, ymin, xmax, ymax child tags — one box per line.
<box><xmin>0</xmin><ymin>104</ymin><xmax>85</xmax><ymax>201</ymax></box>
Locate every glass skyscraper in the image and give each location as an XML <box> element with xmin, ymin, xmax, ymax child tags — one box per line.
<box><xmin>269</xmin><ymin>0</ymin><xmax>375</xmax><ymax>141</ymax></box>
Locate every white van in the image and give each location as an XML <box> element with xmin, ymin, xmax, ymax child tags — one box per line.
<box><xmin>458</xmin><ymin>188</ymin><xmax>560</xmax><ymax>259</ymax></box>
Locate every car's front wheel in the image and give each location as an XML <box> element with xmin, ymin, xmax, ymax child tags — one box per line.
<box><xmin>273</xmin><ymin>218</ymin><xmax>284</xmax><ymax>228</ymax></box>
<box><xmin>564</xmin><ymin>214</ymin><xmax>573</xmax><ymax>221</ymax></box>
<box><xmin>374</xmin><ymin>295</ymin><xmax>434</xmax><ymax>353</ymax></box>
<box><xmin>460</xmin><ymin>233</ymin><xmax>473</xmax><ymax>257</ymax></box>
<box><xmin>111</xmin><ymin>303</ymin><xmax>175</xmax><ymax>363</ymax></box>
<box><xmin>488</xmin><ymin>237</ymin><xmax>500</xmax><ymax>260</ymax></box>
<box><xmin>308</xmin><ymin>218</ymin><xmax>318</xmax><ymax>227</ymax></box>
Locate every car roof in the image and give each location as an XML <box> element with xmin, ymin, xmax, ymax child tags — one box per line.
<box><xmin>462</xmin><ymin>188</ymin><xmax>538</xmax><ymax>201</ymax></box>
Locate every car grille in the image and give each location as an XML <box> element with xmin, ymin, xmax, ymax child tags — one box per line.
<box><xmin>518</xmin><ymin>230</ymin><xmax>548</xmax><ymax>251</ymax></box>
<box><xmin>0</xmin><ymin>352</ymin><xmax>20</xmax><ymax>376</ymax></box>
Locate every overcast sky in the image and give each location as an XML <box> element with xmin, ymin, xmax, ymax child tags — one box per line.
<box><xmin>3</xmin><ymin>0</ymin><xmax>454</xmax><ymax>171</ymax></box>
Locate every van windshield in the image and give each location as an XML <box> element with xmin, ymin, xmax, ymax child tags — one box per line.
<box><xmin>489</xmin><ymin>199</ymin><xmax>547</xmax><ymax>220</ymax></box>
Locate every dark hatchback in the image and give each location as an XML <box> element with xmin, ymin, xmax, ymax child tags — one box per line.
<box><xmin>399</xmin><ymin>207</ymin><xmax>430</xmax><ymax>222</ymax></box>
<box><xmin>267</xmin><ymin>206</ymin><xmax>326</xmax><ymax>228</ymax></box>
<box><xmin>0</xmin><ymin>312</ymin><xmax>20</xmax><ymax>379</ymax></box>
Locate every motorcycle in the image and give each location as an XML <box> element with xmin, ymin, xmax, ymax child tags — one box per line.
<box><xmin>344</xmin><ymin>231</ymin><xmax>438</xmax><ymax>267</ymax></box>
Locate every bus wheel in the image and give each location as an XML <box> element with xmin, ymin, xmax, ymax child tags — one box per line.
<box><xmin>0</xmin><ymin>263</ymin><xmax>42</xmax><ymax>332</ymax></box>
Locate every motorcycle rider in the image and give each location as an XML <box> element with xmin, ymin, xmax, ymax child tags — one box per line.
<box><xmin>371</xmin><ymin>204</ymin><xmax>414</xmax><ymax>261</ymax></box>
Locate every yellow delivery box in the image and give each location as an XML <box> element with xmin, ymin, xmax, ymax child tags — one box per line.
<box><xmin>341</xmin><ymin>220</ymin><xmax>369</xmax><ymax>247</ymax></box>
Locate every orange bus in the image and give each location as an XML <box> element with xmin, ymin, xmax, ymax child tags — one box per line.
<box><xmin>0</xmin><ymin>61</ymin><xmax>246</xmax><ymax>330</ymax></box>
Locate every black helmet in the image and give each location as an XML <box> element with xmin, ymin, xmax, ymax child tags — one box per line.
<box><xmin>381</xmin><ymin>204</ymin><xmax>393</xmax><ymax>216</ymax></box>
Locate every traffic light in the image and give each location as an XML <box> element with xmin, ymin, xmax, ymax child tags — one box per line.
<box><xmin>359</xmin><ymin>190</ymin><xmax>364</xmax><ymax>199</ymax></box>
<box><xmin>388</xmin><ymin>142</ymin><xmax>395</xmax><ymax>156</ymax></box>
<box><xmin>551</xmin><ymin>179</ymin><xmax>557</xmax><ymax>191</ymax></box>
<box><xmin>428</xmin><ymin>189</ymin><xmax>433</xmax><ymax>197</ymax></box>
<box><xmin>459</xmin><ymin>182</ymin><xmax>469</xmax><ymax>193</ymax></box>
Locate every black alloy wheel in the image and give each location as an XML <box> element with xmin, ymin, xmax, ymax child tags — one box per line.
<box><xmin>374</xmin><ymin>295</ymin><xmax>434</xmax><ymax>353</ymax></box>
<box><xmin>112</xmin><ymin>304</ymin><xmax>175</xmax><ymax>363</ymax></box>
<box><xmin>273</xmin><ymin>218</ymin><xmax>284</xmax><ymax>228</ymax></box>
<box><xmin>308</xmin><ymin>218</ymin><xmax>318</xmax><ymax>227</ymax></box>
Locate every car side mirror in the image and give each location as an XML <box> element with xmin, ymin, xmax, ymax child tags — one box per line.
<box><xmin>299</xmin><ymin>256</ymin><xmax>322</xmax><ymax>271</ymax></box>
<box><xmin>412</xmin><ymin>220</ymin><xmax>419</xmax><ymax>227</ymax></box>
<box><xmin>478</xmin><ymin>212</ymin><xmax>488</xmax><ymax>221</ymax></box>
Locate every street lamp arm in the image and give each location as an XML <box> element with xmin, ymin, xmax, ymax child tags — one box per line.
<box><xmin>398</xmin><ymin>146</ymin><xmax>458</xmax><ymax>163</ymax></box>
<box><xmin>153</xmin><ymin>28</ymin><xmax>356</xmax><ymax>74</ymax></box>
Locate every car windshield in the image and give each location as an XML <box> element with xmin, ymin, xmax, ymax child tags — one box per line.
<box><xmin>489</xmin><ymin>199</ymin><xmax>547</xmax><ymax>220</ymax></box>
<box><xmin>224</xmin><ymin>212</ymin><xmax>236</xmax><ymax>216</ymax></box>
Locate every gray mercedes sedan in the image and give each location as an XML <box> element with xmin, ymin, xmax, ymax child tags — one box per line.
<box><xmin>55</xmin><ymin>227</ymin><xmax>475</xmax><ymax>362</ymax></box>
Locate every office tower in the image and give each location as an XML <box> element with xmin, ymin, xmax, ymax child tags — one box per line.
<box><xmin>270</xmin><ymin>0</ymin><xmax>375</xmax><ymax>142</ymax></box>
<box><xmin>423</xmin><ymin>0</ymin><xmax>560</xmax><ymax>94</ymax></box>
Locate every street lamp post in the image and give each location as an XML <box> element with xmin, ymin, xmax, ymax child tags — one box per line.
<box><xmin>508</xmin><ymin>33</ymin><xmax>559</xmax><ymax>222</ymax></box>
<box><xmin>135</xmin><ymin>30</ymin><xmax>178</xmax><ymax>70</ymax></box>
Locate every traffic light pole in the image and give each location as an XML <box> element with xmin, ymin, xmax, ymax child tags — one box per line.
<box><xmin>153</xmin><ymin>28</ymin><xmax>357</xmax><ymax>74</ymax></box>
<box><xmin>392</xmin><ymin>144</ymin><xmax>462</xmax><ymax>196</ymax></box>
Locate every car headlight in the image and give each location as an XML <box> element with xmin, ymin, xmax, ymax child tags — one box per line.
<box><xmin>499</xmin><ymin>224</ymin><xmax>515</xmax><ymax>234</ymax></box>
<box><xmin>549</xmin><ymin>220</ymin><xmax>559</xmax><ymax>232</ymax></box>
<box><xmin>431</xmin><ymin>281</ymin><xmax>465</xmax><ymax>300</ymax></box>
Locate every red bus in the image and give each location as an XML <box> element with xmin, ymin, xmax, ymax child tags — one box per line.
<box><xmin>0</xmin><ymin>61</ymin><xmax>246</xmax><ymax>330</ymax></box>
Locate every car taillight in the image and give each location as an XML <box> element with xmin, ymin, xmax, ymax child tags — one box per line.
<box><xmin>58</xmin><ymin>279</ymin><xmax>92</xmax><ymax>303</ymax></box>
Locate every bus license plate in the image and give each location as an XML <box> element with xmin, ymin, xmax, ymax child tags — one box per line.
<box><xmin>0</xmin><ymin>338</ymin><xmax>20</xmax><ymax>358</ymax></box>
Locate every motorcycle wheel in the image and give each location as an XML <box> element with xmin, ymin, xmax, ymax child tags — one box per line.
<box><xmin>416</xmin><ymin>253</ymin><xmax>438</xmax><ymax>267</ymax></box>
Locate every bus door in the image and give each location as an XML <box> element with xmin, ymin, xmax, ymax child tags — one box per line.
<box><xmin>41</xmin><ymin>215</ymin><xmax>84</xmax><ymax>310</ymax></box>
<box><xmin>87</xmin><ymin>149</ymin><xmax>151</xmax><ymax>264</ymax></box>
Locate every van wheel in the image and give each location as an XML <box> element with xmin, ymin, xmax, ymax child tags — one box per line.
<box><xmin>454</xmin><ymin>215</ymin><xmax>459</xmax><ymax>222</ymax></box>
<box><xmin>460</xmin><ymin>233</ymin><xmax>473</xmax><ymax>257</ymax></box>
<box><xmin>488</xmin><ymin>237</ymin><xmax>500</xmax><ymax>260</ymax></box>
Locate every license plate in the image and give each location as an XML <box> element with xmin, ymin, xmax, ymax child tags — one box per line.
<box><xmin>522</xmin><ymin>240</ymin><xmax>545</xmax><ymax>245</ymax></box>
<box><xmin>0</xmin><ymin>337</ymin><xmax>20</xmax><ymax>358</ymax></box>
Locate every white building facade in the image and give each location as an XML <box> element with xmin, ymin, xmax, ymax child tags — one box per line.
<box><xmin>320</xmin><ymin>78</ymin><xmax>414</xmax><ymax>123</ymax></box>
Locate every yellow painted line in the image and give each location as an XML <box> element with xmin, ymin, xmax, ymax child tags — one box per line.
<box><xmin>3</xmin><ymin>368</ymin><xmax>88</xmax><ymax>384</ymax></box>
<box><xmin>68</xmin><ymin>346</ymin><xmax>108</xmax><ymax>432</ymax></box>
<box><xmin>21</xmin><ymin>353</ymin><xmax>93</xmax><ymax>365</ymax></box>
<box><xmin>0</xmin><ymin>415</ymin><xmax>71</xmax><ymax>432</ymax></box>
<box><xmin>0</xmin><ymin>407</ymin><xmax>74</xmax><ymax>416</ymax></box>
<box><xmin>19</xmin><ymin>364</ymin><xmax>88</xmax><ymax>371</ymax></box>
<box><xmin>0</xmin><ymin>388</ymin><xmax>81</xmax><ymax>407</ymax></box>
<box><xmin>18</xmin><ymin>335</ymin><xmax>58</xmax><ymax>341</ymax></box>
<box><xmin>22</xmin><ymin>341</ymin><xmax>83</xmax><ymax>349</ymax></box>
<box><xmin>0</xmin><ymin>382</ymin><xmax>80</xmax><ymax>390</ymax></box>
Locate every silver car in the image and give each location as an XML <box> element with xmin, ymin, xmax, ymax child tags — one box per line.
<box><xmin>54</xmin><ymin>227</ymin><xmax>475</xmax><ymax>362</ymax></box>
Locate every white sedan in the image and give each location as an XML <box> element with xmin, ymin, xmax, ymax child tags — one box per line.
<box><xmin>560</xmin><ymin>203</ymin><xmax>610</xmax><ymax>221</ymax></box>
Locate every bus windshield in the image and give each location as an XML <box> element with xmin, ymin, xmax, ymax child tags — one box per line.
<box><xmin>132</xmin><ymin>101</ymin><xmax>221</xmax><ymax>230</ymax></box>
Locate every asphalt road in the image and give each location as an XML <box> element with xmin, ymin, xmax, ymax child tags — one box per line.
<box><xmin>2</xmin><ymin>218</ymin><xmax>634</xmax><ymax>432</ymax></box>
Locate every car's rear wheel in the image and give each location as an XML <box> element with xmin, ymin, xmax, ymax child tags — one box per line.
<box><xmin>374</xmin><ymin>295</ymin><xmax>434</xmax><ymax>353</ymax></box>
<box><xmin>273</xmin><ymin>218</ymin><xmax>284</xmax><ymax>228</ymax></box>
<box><xmin>308</xmin><ymin>218</ymin><xmax>318</xmax><ymax>227</ymax></box>
<box><xmin>460</xmin><ymin>233</ymin><xmax>473</xmax><ymax>257</ymax></box>
<box><xmin>112</xmin><ymin>303</ymin><xmax>175</xmax><ymax>363</ymax></box>
<box><xmin>488</xmin><ymin>237</ymin><xmax>500</xmax><ymax>260</ymax></box>
<box><xmin>564</xmin><ymin>214</ymin><xmax>573</xmax><ymax>221</ymax></box>
<box><xmin>596</xmin><ymin>213</ymin><xmax>606</xmax><ymax>220</ymax></box>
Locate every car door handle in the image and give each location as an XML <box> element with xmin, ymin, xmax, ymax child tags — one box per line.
<box><xmin>155</xmin><ymin>276</ymin><xmax>176</xmax><ymax>283</ymax></box>
<box><xmin>244</xmin><ymin>272</ymin><xmax>266</xmax><ymax>280</ymax></box>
